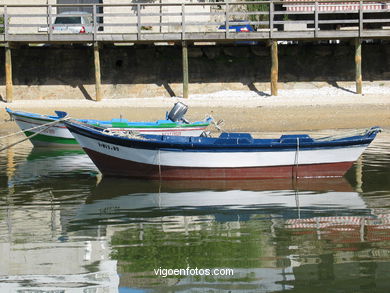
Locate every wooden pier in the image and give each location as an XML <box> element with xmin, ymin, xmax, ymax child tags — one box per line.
<box><xmin>1</xmin><ymin>1</ymin><xmax>390</xmax><ymax>101</ymax></box>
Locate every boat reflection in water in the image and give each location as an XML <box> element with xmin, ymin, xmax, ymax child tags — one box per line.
<box><xmin>78</xmin><ymin>177</ymin><xmax>360</xmax><ymax>223</ymax></box>
<box><xmin>2</xmin><ymin>145</ymin><xmax>390</xmax><ymax>291</ymax></box>
<box><xmin>0</xmin><ymin>148</ymin><xmax>117</xmax><ymax>292</ymax></box>
<box><xmin>7</xmin><ymin>147</ymin><xmax>98</xmax><ymax>186</ymax></box>
<box><xmin>66</xmin><ymin>176</ymin><xmax>390</xmax><ymax>291</ymax></box>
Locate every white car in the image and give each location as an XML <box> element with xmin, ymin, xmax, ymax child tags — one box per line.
<box><xmin>51</xmin><ymin>11</ymin><xmax>93</xmax><ymax>34</ymax></box>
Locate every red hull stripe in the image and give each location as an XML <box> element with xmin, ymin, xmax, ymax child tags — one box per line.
<box><xmin>109</xmin><ymin>127</ymin><xmax>205</xmax><ymax>132</ymax></box>
<box><xmin>15</xmin><ymin>117</ymin><xmax>206</xmax><ymax>132</ymax></box>
<box><xmin>84</xmin><ymin>148</ymin><xmax>354</xmax><ymax>180</ymax></box>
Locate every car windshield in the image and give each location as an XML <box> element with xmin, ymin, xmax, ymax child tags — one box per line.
<box><xmin>55</xmin><ymin>16</ymin><xmax>82</xmax><ymax>24</ymax></box>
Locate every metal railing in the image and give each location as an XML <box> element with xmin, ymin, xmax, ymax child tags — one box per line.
<box><xmin>0</xmin><ymin>1</ymin><xmax>389</xmax><ymax>43</ymax></box>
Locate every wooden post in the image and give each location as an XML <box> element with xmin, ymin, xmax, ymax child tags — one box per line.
<box><xmin>94</xmin><ymin>42</ymin><xmax>102</xmax><ymax>102</ymax></box>
<box><xmin>93</xmin><ymin>4</ymin><xmax>97</xmax><ymax>40</ymax></box>
<box><xmin>355</xmin><ymin>38</ymin><xmax>362</xmax><ymax>94</ymax></box>
<box><xmin>355</xmin><ymin>157</ymin><xmax>363</xmax><ymax>193</ymax></box>
<box><xmin>137</xmin><ymin>4</ymin><xmax>141</xmax><ymax>40</ymax></box>
<box><xmin>225</xmin><ymin>2</ymin><xmax>229</xmax><ymax>39</ymax></box>
<box><xmin>182</xmin><ymin>41</ymin><xmax>189</xmax><ymax>99</ymax></box>
<box><xmin>270</xmin><ymin>40</ymin><xmax>278</xmax><ymax>96</ymax></box>
<box><xmin>314</xmin><ymin>1</ymin><xmax>319</xmax><ymax>38</ymax></box>
<box><xmin>5</xmin><ymin>43</ymin><xmax>13</xmax><ymax>103</ymax></box>
<box><xmin>48</xmin><ymin>5</ymin><xmax>53</xmax><ymax>41</ymax></box>
<box><xmin>6</xmin><ymin>147</ymin><xmax>15</xmax><ymax>187</ymax></box>
<box><xmin>181</xmin><ymin>3</ymin><xmax>186</xmax><ymax>40</ymax></box>
<box><xmin>269</xmin><ymin>1</ymin><xmax>274</xmax><ymax>39</ymax></box>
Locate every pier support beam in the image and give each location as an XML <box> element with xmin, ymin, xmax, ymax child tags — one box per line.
<box><xmin>5</xmin><ymin>43</ymin><xmax>13</xmax><ymax>103</ymax></box>
<box><xmin>355</xmin><ymin>38</ymin><xmax>362</xmax><ymax>94</ymax></box>
<box><xmin>93</xmin><ymin>42</ymin><xmax>102</xmax><ymax>102</ymax></box>
<box><xmin>182</xmin><ymin>41</ymin><xmax>189</xmax><ymax>99</ymax></box>
<box><xmin>270</xmin><ymin>40</ymin><xmax>278</xmax><ymax>96</ymax></box>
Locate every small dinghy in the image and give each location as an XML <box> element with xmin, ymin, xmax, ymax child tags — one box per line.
<box><xmin>5</xmin><ymin>102</ymin><xmax>212</xmax><ymax>147</ymax></box>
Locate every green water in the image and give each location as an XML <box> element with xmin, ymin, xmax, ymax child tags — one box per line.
<box><xmin>0</xmin><ymin>129</ymin><xmax>390</xmax><ymax>292</ymax></box>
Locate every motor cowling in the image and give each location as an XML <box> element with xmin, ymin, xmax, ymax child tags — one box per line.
<box><xmin>168</xmin><ymin>102</ymin><xmax>188</xmax><ymax>123</ymax></box>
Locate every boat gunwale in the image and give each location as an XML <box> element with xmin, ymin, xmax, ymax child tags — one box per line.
<box><xmin>65</xmin><ymin>120</ymin><xmax>379</xmax><ymax>152</ymax></box>
<box><xmin>6</xmin><ymin>107</ymin><xmax>211</xmax><ymax>129</ymax></box>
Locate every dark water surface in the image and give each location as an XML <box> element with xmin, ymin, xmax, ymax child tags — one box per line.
<box><xmin>1</xmin><ymin>129</ymin><xmax>390</xmax><ymax>292</ymax></box>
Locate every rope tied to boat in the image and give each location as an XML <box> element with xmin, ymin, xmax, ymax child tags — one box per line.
<box><xmin>0</xmin><ymin>117</ymin><xmax>70</xmax><ymax>141</ymax></box>
<box><xmin>0</xmin><ymin>116</ymin><xmax>71</xmax><ymax>152</ymax></box>
<box><xmin>206</xmin><ymin>114</ymin><xmax>225</xmax><ymax>134</ymax></box>
<box><xmin>102</xmin><ymin>129</ymin><xmax>148</xmax><ymax>140</ymax></box>
<box><xmin>315</xmin><ymin>127</ymin><xmax>382</xmax><ymax>142</ymax></box>
<box><xmin>293</xmin><ymin>137</ymin><xmax>300</xmax><ymax>180</ymax></box>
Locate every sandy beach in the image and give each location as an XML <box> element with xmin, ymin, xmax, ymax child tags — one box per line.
<box><xmin>1</xmin><ymin>84</ymin><xmax>390</xmax><ymax>134</ymax></box>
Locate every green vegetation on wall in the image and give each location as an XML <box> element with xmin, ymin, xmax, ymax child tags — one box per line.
<box><xmin>0</xmin><ymin>17</ymin><xmax>4</xmax><ymax>34</ymax></box>
<box><xmin>246</xmin><ymin>0</ymin><xmax>269</xmax><ymax>29</ymax></box>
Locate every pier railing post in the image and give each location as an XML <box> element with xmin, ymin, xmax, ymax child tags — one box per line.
<box><xmin>270</xmin><ymin>40</ymin><xmax>278</xmax><ymax>96</ymax></box>
<box><xmin>355</xmin><ymin>38</ymin><xmax>362</xmax><ymax>94</ymax></box>
<box><xmin>359</xmin><ymin>0</ymin><xmax>363</xmax><ymax>37</ymax></box>
<box><xmin>137</xmin><ymin>4</ymin><xmax>141</xmax><ymax>40</ymax></box>
<box><xmin>314</xmin><ymin>1</ymin><xmax>319</xmax><ymax>38</ymax></box>
<box><xmin>48</xmin><ymin>5</ymin><xmax>52</xmax><ymax>41</ymax></box>
<box><xmin>225</xmin><ymin>2</ymin><xmax>229</xmax><ymax>39</ymax></box>
<box><xmin>269</xmin><ymin>1</ymin><xmax>274</xmax><ymax>39</ymax></box>
<box><xmin>94</xmin><ymin>42</ymin><xmax>102</xmax><ymax>102</ymax></box>
<box><xmin>4</xmin><ymin>5</ymin><xmax>8</xmax><ymax>41</ymax></box>
<box><xmin>93</xmin><ymin>4</ymin><xmax>97</xmax><ymax>40</ymax></box>
<box><xmin>5</xmin><ymin>43</ymin><xmax>13</xmax><ymax>103</ymax></box>
<box><xmin>182</xmin><ymin>3</ymin><xmax>186</xmax><ymax>40</ymax></box>
<box><xmin>182</xmin><ymin>41</ymin><xmax>189</xmax><ymax>99</ymax></box>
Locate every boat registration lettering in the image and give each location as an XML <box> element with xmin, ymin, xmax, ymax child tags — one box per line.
<box><xmin>99</xmin><ymin>206</ymin><xmax>120</xmax><ymax>215</ymax></box>
<box><xmin>162</xmin><ymin>131</ymin><xmax>181</xmax><ymax>136</ymax></box>
<box><xmin>98</xmin><ymin>142</ymin><xmax>119</xmax><ymax>151</ymax></box>
<box><xmin>40</xmin><ymin>128</ymin><xmax>56</xmax><ymax>135</ymax></box>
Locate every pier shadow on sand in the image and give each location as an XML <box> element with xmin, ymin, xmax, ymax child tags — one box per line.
<box><xmin>247</xmin><ymin>83</ymin><xmax>271</xmax><ymax>97</ymax></box>
<box><xmin>328</xmin><ymin>81</ymin><xmax>356</xmax><ymax>94</ymax></box>
<box><xmin>163</xmin><ymin>82</ymin><xmax>176</xmax><ymax>97</ymax></box>
<box><xmin>78</xmin><ymin>84</ymin><xmax>94</xmax><ymax>101</ymax></box>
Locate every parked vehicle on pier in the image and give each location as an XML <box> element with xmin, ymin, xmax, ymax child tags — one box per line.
<box><xmin>52</xmin><ymin>11</ymin><xmax>93</xmax><ymax>34</ymax></box>
<box><xmin>218</xmin><ymin>22</ymin><xmax>258</xmax><ymax>45</ymax></box>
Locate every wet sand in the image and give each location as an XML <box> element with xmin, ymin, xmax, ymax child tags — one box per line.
<box><xmin>1</xmin><ymin>92</ymin><xmax>390</xmax><ymax>134</ymax></box>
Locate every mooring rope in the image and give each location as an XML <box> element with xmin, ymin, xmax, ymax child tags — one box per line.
<box><xmin>0</xmin><ymin>116</ymin><xmax>71</xmax><ymax>152</ymax></box>
<box><xmin>158</xmin><ymin>149</ymin><xmax>162</xmax><ymax>181</ymax></box>
<box><xmin>209</xmin><ymin>115</ymin><xmax>225</xmax><ymax>133</ymax></box>
<box><xmin>315</xmin><ymin>127</ymin><xmax>381</xmax><ymax>142</ymax></box>
<box><xmin>293</xmin><ymin>137</ymin><xmax>300</xmax><ymax>179</ymax></box>
<box><xmin>102</xmin><ymin>128</ymin><xmax>148</xmax><ymax>140</ymax></box>
<box><xmin>294</xmin><ymin>188</ymin><xmax>301</xmax><ymax>219</ymax></box>
<box><xmin>0</xmin><ymin>118</ymin><xmax>67</xmax><ymax>140</ymax></box>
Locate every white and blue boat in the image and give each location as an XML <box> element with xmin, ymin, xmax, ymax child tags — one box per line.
<box><xmin>6</xmin><ymin>102</ymin><xmax>212</xmax><ymax>147</ymax></box>
<box><xmin>64</xmin><ymin>119</ymin><xmax>381</xmax><ymax>180</ymax></box>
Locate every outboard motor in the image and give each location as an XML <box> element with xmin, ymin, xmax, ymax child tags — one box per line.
<box><xmin>168</xmin><ymin>102</ymin><xmax>189</xmax><ymax>123</ymax></box>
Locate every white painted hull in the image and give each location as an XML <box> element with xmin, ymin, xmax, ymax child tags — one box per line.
<box><xmin>14</xmin><ymin>116</ymin><xmax>73</xmax><ymax>138</ymax></box>
<box><xmin>11</xmin><ymin>114</ymin><xmax>207</xmax><ymax>147</ymax></box>
<box><xmin>73</xmin><ymin>132</ymin><xmax>368</xmax><ymax>168</ymax></box>
<box><xmin>70</xmin><ymin>131</ymin><xmax>367</xmax><ymax>179</ymax></box>
<box><xmin>75</xmin><ymin>190</ymin><xmax>367</xmax><ymax>222</ymax></box>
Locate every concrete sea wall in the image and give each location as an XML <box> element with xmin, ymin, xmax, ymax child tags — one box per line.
<box><xmin>0</xmin><ymin>42</ymin><xmax>389</xmax><ymax>100</ymax></box>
